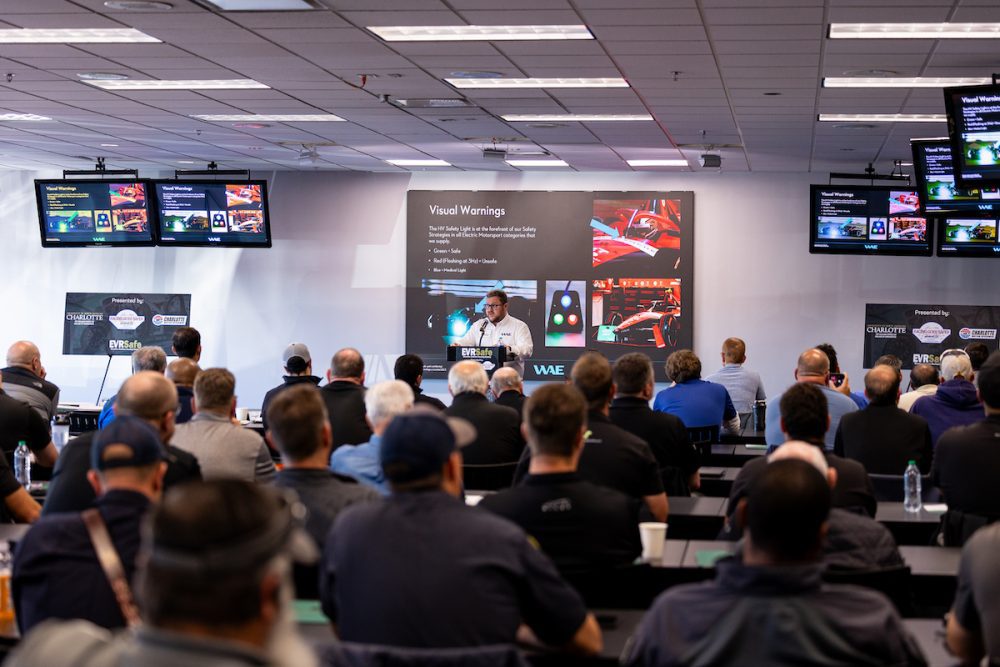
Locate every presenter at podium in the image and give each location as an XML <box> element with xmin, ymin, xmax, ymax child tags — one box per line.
<box><xmin>452</xmin><ymin>289</ymin><xmax>533</xmax><ymax>377</ymax></box>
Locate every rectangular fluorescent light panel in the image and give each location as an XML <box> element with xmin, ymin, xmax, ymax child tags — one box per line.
<box><xmin>89</xmin><ymin>79</ymin><xmax>269</xmax><ymax>90</ymax></box>
<box><xmin>199</xmin><ymin>0</ymin><xmax>316</xmax><ymax>9</ymax></box>
<box><xmin>0</xmin><ymin>28</ymin><xmax>159</xmax><ymax>43</ymax></box>
<box><xmin>824</xmin><ymin>77</ymin><xmax>992</xmax><ymax>88</ymax></box>
<box><xmin>829</xmin><ymin>23</ymin><xmax>1000</xmax><ymax>39</ymax></box>
<box><xmin>627</xmin><ymin>159</ymin><xmax>688</xmax><ymax>167</ymax></box>
<box><xmin>502</xmin><ymin>114</ymin><xmax>653</xmax><ymax>122</ymax></box>
<box><xmin>448</xmin><ymin>77</ymin><xmax>627</xmax><ymax>89</ymax></box>
<box><xmin>386</xmin><ymin>159</ymin><xmax>451</xmax><ymax>167</ymax></box>
<box><xmin>369</xmin><ymin>25</ymin><xmax>593</xmax><ymax>42</ymax></box>
<box><xmin>191</xmin><ymin>114</ymin><xmax>345</xmax><ymax>121</ymax></box>
<box><xmin>0</xmin><ymin>113</ymin><xmax>50</xmax><ymax>121</ymax></box>
<box><xmin>818</xmin><ymin>113</ymin><xmax>946</xmax><ymax>122</ymax></box>
<box><xmin>506</xmin><ymin>159</ymin><xmax>568</xmax><ymax>167</ymax></box>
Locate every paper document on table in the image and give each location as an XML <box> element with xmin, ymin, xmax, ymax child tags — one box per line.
<box><xmin>922</xmin><ymin>503</ymin><xmax>947</xmax><ymax>513</ymax></box>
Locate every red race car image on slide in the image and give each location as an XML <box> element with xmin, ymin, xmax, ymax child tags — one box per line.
<box><xmin>592</xmin><ymin>198</ymin><xmax>681</xmax><ymax>267</ymax></box>
<box><xmin>592</xmin><ymin>278</ymin><xmax>681</xmax><ymax>348</ymax></box>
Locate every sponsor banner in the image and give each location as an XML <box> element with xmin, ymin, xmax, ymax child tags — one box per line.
<box><xmin>63</xmin><ymin>292</ymin><xmax>192</xmax><ymax>356</ymax></box>
<box><xmin>863</xmin><ymin>303</ymin><xmax>1000</xmax><ymax>369</ymax></box>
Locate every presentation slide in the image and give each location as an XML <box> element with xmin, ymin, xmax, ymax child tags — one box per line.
<box><xmin>63</xmin><ymin>292</ymin><xmax>192</xmax><ymax>356</ymax></box>
<box><xmin>406</xmin><ymin>191</ymin><xmax>694</xmax><ymax>381</ymax></box>
<box><xmin>36</xmin><ymin>181</ymin><xmax>154</xmax><ymax>247</ymax></box>
<box><xmin>945</xmin><ymin>86</ymin><xmax>1000</xmax><ymax>185</ymax></box>
<box><xmin>154</xmin><ymin>181</ymin><xmax>270</xmax><ymax>247</ymax></box>
<box><xmin>810</xmin><ymin>186</ymin><xmax>931</xmax><ymax>256</ymax></box>
<box><xmin>864</xmin><ymin>303</ymin><xmax>1000</xmax><ymax>369</ymax></box>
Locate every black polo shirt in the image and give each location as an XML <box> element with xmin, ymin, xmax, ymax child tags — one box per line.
<box><xmin>0</xmin><ymin>390</ymin><xmax>50</xmax><ymax>462</ymax></box>
<box><xmin>321</xmin><ymin>490</ymin><xmax>587</xmax><ymax>648</ymax></box>
<box><xmin>932</xmin><ymin>415</ymin><xmax>1000</xmax><ymax>516</ymax></box>
<box><xmin>515</xmin><ymin>411</ymin><xmax>664</xmax><ymax>500</ymax></box>
<box><xmin>479</xmin><ymin>472</ymin><xmax>641</xmax><ymax>575</ymax></box>
<box><xmin>609</xmin><ymin>396</ymin><xmax>699</xmax><ymax>476</ymax></box>
<box><xmin>319</xmin><ymin>381</ymin><xmax>373</xmax><ymax>450</ymax></box>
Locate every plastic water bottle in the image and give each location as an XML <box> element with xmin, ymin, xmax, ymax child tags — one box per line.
<box><xmin>13</xmin><ymin>441</ymin><xmax>30</xmax><ymax>490</ymax></box>
<box><xmin>903</xmin><ymin>460</ymin><xmax>922</xmax><ymax>513</ymax></box>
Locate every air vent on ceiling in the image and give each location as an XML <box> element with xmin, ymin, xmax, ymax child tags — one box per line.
<box><xmin>393</xmin><ymin>98</ymin><xmax>473</xmax><ymax>109</ymax></box>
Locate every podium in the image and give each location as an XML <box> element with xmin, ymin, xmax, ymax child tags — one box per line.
<box><xmin>447</xmin><ymin>346</ymin><xmax>507</xmax><ymax>377</ymax></box>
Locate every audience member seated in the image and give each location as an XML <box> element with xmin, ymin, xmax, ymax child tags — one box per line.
<box><xmin>394</xmin><ymin>353</ymin><xmax>446</xmax><ymax>411</ymax></box>
<box><xmin>610</xmin><ymin>353</ymin><xmax>700</xmax><ymax>495</ymax></box>
<box><xmin>8</xmin><ymin>481</ymin><xmax>320</xmax><ymax>667</ymax></box>
<box><xmin>898</xmin><ymin>363</ymin><xmax>939</xmax><ymax>413</ymax></box>
<box><xmin>269</xmin><ymin>385</ymin><xmax>379</xmax><ymax>548</ymax></box>
<box><xmin>834</xmin><ymin>364</ymin><xmax>933</xmax><ymax>474</ymax></box>
<box><xmin>97</xmin><ymin>346</ymin><xmax>167</xmax><ymax>429</ymax></box>
<box><xmin>491</xmin><ymin>367</ymin><xmax>526</xmax><ymax>418</ymax></box>
<box><xmin>932</xmin><ymin>351</ymin><xmax>1000</xmax><ymax>533</ymax></box>
<box><xmin>816</xmin><ymin>342</ymin><xmax>868</xmax><ymax>409</ymax></box>
<box><xmin>164</xmin><ymin>358</ymin><xmax>199</xmax><ymax>425</ymax></box>
<box><xmin>170</xmin><ymin>325</ymin><xmax>201</xmax><ymax>362</ymax></box>
<box><xmin>330</xmin><ymin>380</ymin><xmax>414</xmax><ymax>494</ymax></box>
<box><xmin>319</xmin><ymin>410</ymin><xmax>601</xmax><ymax>655</ymax></box>
<box><xmin>518</xmin><ymin>353</ymin><xmax>667</xmax><ymax>522</ymax></box>
<box><xmin>170</xmin><ymin>368</ymin><xmax>275</xmax><ymax>483</ymax></box>
<box><xmin>946</xmin><ymin>522</ymin><xmax>1000</xmax><ymax>664</ymax></box>
<box><xmin>13</xmin><ymin>417</ymin><xmax>166</xmax><ymax>632</ymax></box>
<box><xmin>444</xmin><ymin>361</ymin><xmax>523</xmax><ymax>472</ymax></box>
<box><xmin>653</xmin><ymin>349</ymin><xmax>739</xmax><ymax>435</ymax></box>
<box><xmin>480</xmin><ymin>383</ymin><xmax>641</xmax><ymax>575</ymax></box>
<box><xmin>727</xmin><ymin>383</ymin><xmax>876</xmax><ymax>530</ymax></box>
<box><xmin>912</xmin><ymin>349</ymin><xmax>983</xmax><ymax>446</ymax></box>
<box><xmin>764</xmin><ymin>347</ymin><xmax>858</xmax><ymax>451</ymax></box>
<box><xmin>0</xmin><ymin>370</ymin><xmax>58</xmax><ymax>522</ymax></box>
<box><xmin>704</xmin><ymin>337</ymin><xmax>766</xmax><ymax>421</ymax></box>
<box><xmin>45</xmin><ymin>372</ymin><xmax>201</xmax><ymax>515</ymax></box>
<box><xmin>965</xmin><ymin>341</ymin><xmax>990</xmax><ymax>372</ymax></box>
<box><xmin>624</xmin><ymin>459</ymin><xmax>924</xmax><ymax>667</ymax></box>
<box><xmin>320</xmin><ymin>348</ymin><xmax>373</xmax><ymax>450</ymax></box>
<box><xmin>769</xmin><ymin>442</ymin><xmax>904</xmax><ymax>571</ymax></box>
<box><xmin>2</xmin><ymin>340</ymin><xmax>59</xmax><ymax>425</ymax></box>
<box><xmin>261</xmin><ymin>343</ymin><xmax>321</xmax><ymax>432</ymax></box>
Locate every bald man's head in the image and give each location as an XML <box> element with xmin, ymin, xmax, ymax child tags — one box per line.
<box><xmin>910</xmin><ymin>363</ymin><xmax>939</xmax><ymax>389</ymax></box>
<box><xmin>795</xmin><ymin>349</ymin><xmax>830</xmax><ymax>385</ymax></box>
<box><xmin>6</xmin><ymin>341</ymin><xmax>43</xmax><ymax>377</ymax></box>
<box><xmin>117</xmin><ymin>371</ymin><xmax>178</xmax><ymax>423</ymax></box>
<box><xmin>864</xmin><ymin>364</ymin><xmax>900</xmax><ymax>406</ymax></box>
<box><xmin>330</xmin><ymin>348</ymin><xmax>364</xmax><ymax>380</ymax></box>
<box><xmin>165</xmin><ymin>358</ymin><xmax>200</xmax><ymax>388</ymax></box>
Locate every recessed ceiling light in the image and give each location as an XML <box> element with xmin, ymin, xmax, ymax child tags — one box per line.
<box><xmin>191</xmin><ymin>114</ymin><xmax>345</xmax><ymax>121</ymax></box>
<box><xmin>448</xmin><ymin>71</ymin><xmax>505</xmax><ymax>79</ymax></box>
<box><xmin>824</xmin><ymin>76</ymin><xmax>992</xmax><ymax>88</ymax></box>
<box><xmin>447</xmin><ymin>77</ymin><xmax>628</xmax><ymax>89</ymax></box>
<box><xmin>385</xmin><ymin>159</ymin><xmax>451</xmax><ymax>167</ymax></box>
<box><xmin>177</xmin><ymin>160</ymin><xmax>196</xmax><ymax>164</ymax></box>
<box><xmin>368</xmin><ymin>25</ymin><xmax>593</xmax><ymax>42</ymax></box>
<box><xmin>627</xmin><ymin>159</ymin><xmax>688</xmax><ymax>167</ymax></box>
<box><xmin>0</xmin><ymin>113</ymin><xmax>51</xmax><ymax>121</ymax></box>
<box><xmin>829</xmin><ymin>23</ymin><xmax>1000</xmax><ymax>39</ymax></box>
<box><xmin>104</xmin><ymin>1</ymin><xmax>172</xmax><ymax>9</ymax></box>
<box><xmin>393</xmin><ymin>98</ymin><xmax>472</xmax><ymax>108</ymax></box>
<box><xmin>819</xmin><ymin>113</ymin><xmax>945</xmax><ymax>122</ymax></box>
<box><xmin>506</xmin><ymin>159</ymin><xmax>568</xmax><ymax>167</ymax></box>
<box><xmin>194</xmin><ymin>0</ymin><xmax>318</xmax><ymax>9</ymax></box>
<box><xmin>87</xmin><ymin>78</ymin><xmax>268</xmax><ymax>90</ymax></box>
<box><xmin>0</xmin><ymin>28</ymin><xmax>159</xmax><ymax>43</ymax></box>
<box><xmin>503</xmin><ymin>114</ymin><xmax>653</xmax><ymax>122</ymax></box>
<box><xmin>77</xmin><ymin>72</ymin><xmax>131</xmax><ymax>81</ymax></box>
<box><xmin>897</xmin><ymin>161</ymin><xmax>913</xmax><ymax>166</ymax></box>
<box><xmin>100</xmin><ymin>143</ymin><xmax>119</xmax><ymax>147</ymax></box>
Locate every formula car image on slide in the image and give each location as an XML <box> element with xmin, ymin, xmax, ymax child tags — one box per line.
<box><xmin>592</xmin><ymin>198</ymin><xmax>681</xmax><ymax>267</ymax></box>
<box><xmin>592</xmin><ymin>278</ymin><xmax>681</xmax><ymax>349</ymax></box>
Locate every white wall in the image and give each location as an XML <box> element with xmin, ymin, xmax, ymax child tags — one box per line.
<box><xmin>2</xmin><ymin>168</ymin><xmax>996</xmax><ymax>408</ymax></box>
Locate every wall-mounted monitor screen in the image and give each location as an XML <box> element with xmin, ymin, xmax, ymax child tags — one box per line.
<box><xmin>911</xmin><ymin>138</ymin><xmax>1000</xmax><ymax>215</ymax></box>
<box><xmin>153</xmin><ymin>180</ymin><xmax>271</xmax><ymax>247</ymax></box>
<box><xmin>36</xmin><ymin>180</ymin><xmax>154</xmax><ymax>247</ymax></box>
<box><xmin>937</xmin><ymin>216</ymin><xmax>1000</xmax><ymax>257</ymax></box>
<box><xmin>943</xmin><ymin>84</ymin><xmax>1000</xmax><ymax>186</ymax></box>
<box><xmin>809</xmin><ymin>185</ymin><xmax>932</xmax><ymax>256</ymax></box>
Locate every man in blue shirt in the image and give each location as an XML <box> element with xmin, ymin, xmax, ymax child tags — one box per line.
<box><xmin>705</xmin><ymin>337</ymin><xmax>766</xmax><ymax>420</ymax></box>
<box><xmin>765</xmin><ymin>348</ymin><xmax>858</xmax><ymax>451</ymax></box>
<box><xmin>654</xmin><ymin>349</ymin><xmax>740</xmax><ymax>434</ymax></box>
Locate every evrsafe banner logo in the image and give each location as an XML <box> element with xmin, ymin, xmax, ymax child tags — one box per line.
<box><xmin>912</xmin><ymin>322</ymin><xmax>951</xmax><ymax>344</ymax></box>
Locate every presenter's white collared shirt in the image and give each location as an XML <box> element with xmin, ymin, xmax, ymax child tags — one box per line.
<box><xmin>455</xmin><ymin>313</ymin><xmax>533</xmax><ymax>376</ymax></box>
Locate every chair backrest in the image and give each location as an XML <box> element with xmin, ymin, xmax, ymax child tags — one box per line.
<box><xmin>822</xmin><ymin>565</ymin><xmax>914</xmax><ymax>616</ymax></box>
<box><xmin>320</xmin><ymin>641</ymin><xmax>529</xmax><ymax>667</ymax></box>
<box><xmin>687</xmin><ymin>426</ymin><xmax>720</xmax><ymax>456</ymax></box>
<box><xmin>461</xmin><ymin>462</ymin><xmax>519</xmax><ymax>491</ymax></box>
<box><xmin>867</xmin><ymin>473</ymin><xmax>938</xmax><ymax>503</ymax></box>
<box><xmin>939</xmin><ymin>510</ymin><xmax>1000</xmax><ymax>547</ymax></box>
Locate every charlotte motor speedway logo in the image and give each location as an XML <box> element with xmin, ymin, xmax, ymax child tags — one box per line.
<box><xmin>912</xmin><ymin>322</ymin><xmax>951</xmax><ymax>344</ymax></box>
<box><xmin>152</xmin><ymin>314</ymin><xmax>188</xmax><ymax>326</ymax></box>
<box><xmin>959</xmin><ymin>327</ymin><xmax>998</xmax><ymax>340</ymax></box>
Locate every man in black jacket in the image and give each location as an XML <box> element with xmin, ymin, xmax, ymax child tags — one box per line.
<box><xmin>610</xmin><ymin>352</ymin><xmax>700</xmax><ymax>495</ymax></box>
<box><xmin>834</xmin><ymin>364</ymin><xmax>933</xmax><ymax>474</ymax></box>
<box><xmin>319</xmin><ymin>348</ymin><xmax>372</xmax><ymax>451</ymax></box>
<box><xmin>260</xmin><ymin>343</ymin><xmax>322</xmax><ymax>431</ymax></box>
<box><xmin>490</xmin><ymin>367</ymin><xmax>526</xmax><ymax>418</ymax></box>
<box><xmin>393</xmin><ymin>353</ymin><xmax>446</xmax><ymax>411</ymax></box>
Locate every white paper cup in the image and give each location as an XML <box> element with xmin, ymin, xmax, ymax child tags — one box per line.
<box><xmin>639</xmin><ymin>522</ymin><xmax>668</xmax><ymax>561</ymax></box>
<box><xmin>235</xmin><ymin>407</ymin><xmax>249</xmax><ymax>422</ymax></box>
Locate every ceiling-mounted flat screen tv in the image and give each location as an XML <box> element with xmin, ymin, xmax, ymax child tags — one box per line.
<box><xmin>809</xmin><ymin>185</ymin><xmax>932</xmax><ymax>256</ymax></box>
<box><xmin>911</xmin><ymin>137</ymin><xmax>1000</xmax><ymax>215</ymax></box>
<box><xmin>937</xmin><ymin>216</ymin><xmax>1000</xmax><ymax>257</ymax></box>
<box><xmin>36</xmin><ymin>180</ymin><xmax>154</xmax><ymax>247</ymax></box>
<box><xmin>943</xmin><ymin>84</ymin><xmax>1000</xmax><ymax>186</ymax></box>
<box><xmin>153</xmin><ymin>180</ymin><xmax>271</xmax><ymax>247</ymax></box>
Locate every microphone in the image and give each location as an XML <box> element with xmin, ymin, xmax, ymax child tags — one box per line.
<box><xmin>478</xmin><ymin>320</ymin><xmax>488</xmax><ymax>346</ymax></box>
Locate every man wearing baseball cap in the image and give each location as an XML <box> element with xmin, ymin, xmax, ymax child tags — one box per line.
<box><xmin>13</xmin><ymin>416</ymin><xmax>167</xmax><ymax>633</ymax></box>
<box><xmin>320</xmin><ymin>408</ymin><xmax>602</xmax><ymax>655</ymax></box>
<box><xmin>261</xmin><ymin>343</ymin><xmax>322</xmax><ymax>432</ymax></box>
